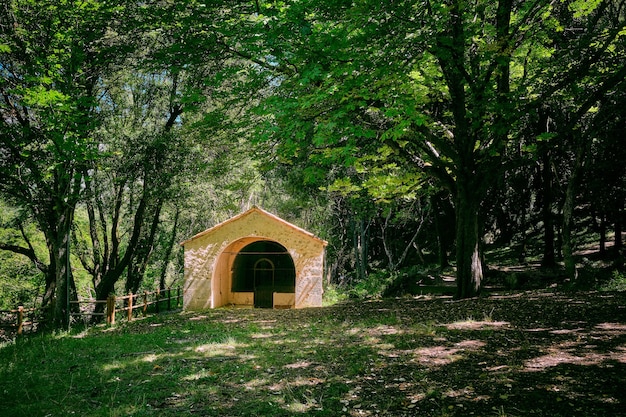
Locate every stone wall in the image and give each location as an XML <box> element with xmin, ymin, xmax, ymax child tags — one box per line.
<box><xmin>182</xmin><ymin>207</ymin><xmax>326</xmax><ymax>310</ymax></box>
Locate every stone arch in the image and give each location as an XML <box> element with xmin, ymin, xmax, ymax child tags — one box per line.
<box><xmin>182</xmin><ymin>206</ymin><xmax>327</xmax><ymax>310</ymax></box>
<box><xmin>211</xmin><ymin>238</ymin><xmax>296</xmax><ymax>308</ymax></box>
<box><xmin>233</xmin><ymin>240</ymin><xmax>296</xmax><ymax>308</ymax></box>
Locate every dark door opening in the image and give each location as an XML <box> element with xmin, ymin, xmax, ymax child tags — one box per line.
<box><xmin>254</xmin><ymin>258</ymin><xmax>274</xmax><ymax>308</ymax></box>
<box><xmin>231</xmin><ymin>240</ymin><xmax>296</xmax><ymax>308</ymax></box>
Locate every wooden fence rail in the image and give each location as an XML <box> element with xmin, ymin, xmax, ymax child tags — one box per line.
<box><xmin>0</xmin><ymin>306</ymin><xmax>40</xmax><ymax>336</ymax></box>
<box><xmin>95</xmin><ymin>287</ymin><xmax>182</xmax><ymax>325</ymax></box>
<box><xmin>0</xmin><ymin>287</ymin><xmax>182</xmax><ymax>338</ymax></box>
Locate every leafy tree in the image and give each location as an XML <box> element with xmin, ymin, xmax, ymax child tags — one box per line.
<box><xmin>533</xmin><ymin>0</ymin><xmax>626</xmax><ymax>279</ymax></box>
<box><xmin>71</xmin><ymin>0</ymin><xmax>262</xmax><ymax>311</ymax></box>
<box><xmin>227</xmin><ymin>0</ymin><xmax>626</xmax><ymax>296</ymax></box>
<box><xmin>228</xmin><ymin>0</ymin><xmax>523</xmax><ymax>297</ymax></box>
<box><xmin>0</xmin><ymin>0</ymin><xmax>141</xmax><ymax>326</ymax></box>
<box><xmin>73</xmin><ymin>68</ymin><xmax>192</xmax><ymax>314</ymax></box>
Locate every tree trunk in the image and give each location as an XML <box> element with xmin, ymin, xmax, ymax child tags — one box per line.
<box><xmin>599</xmin><ymin>214</ymin><xmax>606</xmax><ymax>259</ymax></box>
<box><xmin>40</xmin><ymin>265</ymin><xmax>57</xmax><ymax>328</ymax></box>
<box><xmin>353</xmin><ymin>218</ymin><xmax>368</xmax><ymax>282</ymax></box>
<box><xmin>540</xmin><ymin>143</ymin><xmax>557</xmax><ymax>268</ymax></box>
<box><xmin>51</xmin><ymin>208</ymin><xmax>78</xmax><ymax>328</ymax></box>
<box><xmin>159</xmin><ymin>207</ymin><xmax>180</xmax><ymax>292</ymax></box>
<box><xmin>92</xmin><ymin>274</ymin><xmax>118</xmax><ymax>321</ymax></box>
<box><xmin>615</xmin><ymin>206</ymin><xmax>623</xmax><ymax>269</ymax></box>
<box><xmin>562</xmin><ymin>134</ymin><xmax>585</xmax><ymax>281</ymax></box>
<box><xmin>615</xmin><ymin>211</ymin><xmax>622</xmax><ymax>252</ymax></box>
<box><xmin>455</xmin><ymin>181</ymin><xmax>483</xmax><ymax>299</ymax></box>
<box><xmin>90</xmin><ymin>193</ymin><xmax>148</xmax><ymax>321</ymax></box>
<box><xmin>126</xmin><ymin>201</ymin><xmax>163</xmax><ymax>294</ymax></box>
<box><xmin>433</xmin><ymin>193</ymin><xmax>452</xmax><ymax>269</ymax></box>
<box><xmin>562</xmin><ymin>196</ymin><xmax>577</xmax><ymax>281</ymax></box>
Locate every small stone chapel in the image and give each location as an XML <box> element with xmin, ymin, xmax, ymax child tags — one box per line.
<box><xmin>181</xmin><ymin>206</ymin><xmax>327</xmax><ymax>310</ymax></box>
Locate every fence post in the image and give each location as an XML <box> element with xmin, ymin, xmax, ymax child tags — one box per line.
<box><xmin>107</xmin><ymin>294</ymin><xmax>116</xmax><ymax>325</ymax></box>
<box><xmin>127</xmin><ymin>292</ymin><xmax>133</xmax><ymax>322</ymax></box>
<box><xmin>167</xmin><ymin>287</ymin><xmax>172</xmax><ymax>311</ymax></box>
<box><xmin>155</xmin><ymin>288</ymin><xmax>160</xmax><ymax>313</ymax></box>
<box><xmin>143</xmin><ymin>291</ymin><xmax>148</xmax><ymax>316</ymax></box>
<box><xmin>17</xmin><ymin>306</ymin><xmax>24</xmax><ymax>335</ymax></box>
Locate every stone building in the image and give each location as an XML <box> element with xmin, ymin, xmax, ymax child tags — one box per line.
<box><xmin>181</xmin><ymin>206</ymin><xmax>327</xmax><ymax>309</ymax></box>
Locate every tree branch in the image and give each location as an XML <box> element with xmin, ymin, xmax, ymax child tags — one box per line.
<box><xmin>0</xmin><ymin>237</ymin><xmax>48</xmax><ymax>274</ymax></box>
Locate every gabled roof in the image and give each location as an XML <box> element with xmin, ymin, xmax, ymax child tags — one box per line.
<box><xmin>180</xmin><ymin>206</ymin><xmax>327</xmax><ymax>246</ymax></box>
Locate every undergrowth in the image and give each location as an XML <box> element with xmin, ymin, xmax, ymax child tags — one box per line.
<box><xmin>344</xmin><ymin>265</ymin><xmax>454</xmax><ymax>300</ymax></box>
<box><xmin>600</xmin><ymin>269</ymin><xmax>626</xmax><ymax>291</ymax></box>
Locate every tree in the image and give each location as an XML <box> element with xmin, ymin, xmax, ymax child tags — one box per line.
<box><xmin>233</xmin><ymin>0</ymin><xmax>534</xmax><ymax>297</ymax></box>
<box><xmin>534</xmin><ymin>0</ymin><xmax>626</xmax><ymax>280</ymax></box>
<box><xmin>231</xmin><ymin>0</ymin><xmax>626</xmax><ymax>296</ymax></box>
<box><xmin>71</xmin><ymin>0</ymin><xmax>260</xmax><ymax>311</ymax></box>
<box><xmin>0</xmin><ymin>0</ymin><xmax>140</xmax><ymax>326</ymax></box>
<box><xmin>74</xmin><ymin>65</ymin><xmax>215</xmax><ymax>313</ymax></box>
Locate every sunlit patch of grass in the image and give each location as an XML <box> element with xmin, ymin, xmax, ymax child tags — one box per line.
<box><xmin>414</xmin><ymin>345</ymin><xmax>464</xmax><ymax>366</ymax></box>
<box><xmin>373</xmin><ymin>342</ymin><xmax>396</xmax><ymax>351</ymax></box>
<box><xmin>194</xmin><ymin>335</ymin><xmax>242</xmax><ymax>357</ymax></box>
<box><xmin>0</xmin><ymin>338</ymin><xmax>15</xmax><ymax>350</ymax></box>
<box><xmin>284</xmin><ymin>360</ymin><xmax>313</xmax><ymax>369</ymax></box>
<box><xmin>369</xmin><ymin>324</ymin><xmax>403</xmax><ymax>336</ymax></box>
<box><xmin>2</xmin><ymin>293</ymin><xmax>626</xmax><ymax>416</ymax></box>
<box><xmin>446</xmin><ymin>319</ymin><xmax>510</xmax><ymax>330</ymax></box>
<box><xmin>412</xmin><ymin>321</ymin><xmax>439</xmax><ymax>336</ymax></box>
<box><xmin>182</xmin><ymin>367</ymin><xmax>218</xmax><ymax>382</ymax></box>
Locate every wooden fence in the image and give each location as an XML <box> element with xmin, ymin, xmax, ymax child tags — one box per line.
<box><xmin>0</xmin><ymin>306</ymin><xmax>40</xmax><ymax>336</ymax></box>
<box><xmin>0</xmin><ymin>287</ymin><xmax>182</xmax><ymax>338</ymax></box>
<box><xmin>72</xmin><ymin>286</ymin><xmax>182</xmax><ymax>324</ymax></box>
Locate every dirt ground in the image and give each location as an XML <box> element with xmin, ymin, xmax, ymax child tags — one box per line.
<box><xmin>155</xmin><ymin>288</ymin><xmax>626</xmax><ymax>416</ymax></box>
<box><xmin>307</xmin><ymin>290</ymin><xmax>626</xmax><ymax>416</ymax></box>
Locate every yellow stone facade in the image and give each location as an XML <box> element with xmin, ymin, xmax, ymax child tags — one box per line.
<box><xmin>181</xmin><ymin>206</ymin><xmax>327</xmax><ymax>310</ymax></box>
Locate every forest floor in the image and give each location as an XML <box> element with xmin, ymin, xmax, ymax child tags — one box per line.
<box><xmin>1</xmin><ymin>287</ymin><xmax>625</xmax><ymax>416</ymax></box>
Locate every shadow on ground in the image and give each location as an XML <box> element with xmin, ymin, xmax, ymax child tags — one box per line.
<box><xmin>1</xmin><ymin>290</ymin><xmax>625</xmax><ymax>416</ymax></box>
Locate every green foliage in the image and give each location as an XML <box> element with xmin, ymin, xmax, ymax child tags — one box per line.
<box><xmin>348</xmin><ymin>269</ymin><xmax>397</xmax><ymax>299</ymax></box>
<box><xmin>2</xmin><ymin>0</ymin><xmax>626</xmax><ymax>317</ymax></box>
<box><xmin>600</xmin><ymin>270</ymin><xmax>626</xmax><ymax>292</ymax></box>
<box><xmin>321</xmin><ymin>283</ymin><xmax>348</xmax><ymax>306</ymax></box>
<box><xmin>1</xmin><ymin>0</ymin><xmax>148</xmax><ymax>325</ymax></box>
<box><xmin>0</xmin><ymin>251</ymin><xmax>42</xmax><ymax>310</ymax></box>
<box><xmin>568</xmin><ymin>0</ymin><xmax>603</xmax><ymax>18</ymax></box>
<box><xmin>0</xmin><ymin>202</ymin><xmax>46</xmax><ymax>309</ymax></box>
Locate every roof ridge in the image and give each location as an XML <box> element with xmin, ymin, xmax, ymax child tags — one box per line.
<box><xmin>180</xmin><ymin>206</ymin><xmax>327</xmax><ymax>246</ymax></box>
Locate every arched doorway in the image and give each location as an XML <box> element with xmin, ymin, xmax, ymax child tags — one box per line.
<box><xmin>231</xmin><ymin>240</ymin><xmax>296</xmax><ymax>308</ymax></box>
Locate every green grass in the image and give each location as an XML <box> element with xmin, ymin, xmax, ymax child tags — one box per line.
<box><xmin>1</xmin><ymin>291</ymin><xmax>625</xmax><ymax>416</ymax></box>
<box><xmin>2</xmin><ymin>309</ymin><xmax>368</xmax><ymax>417</ymax></box>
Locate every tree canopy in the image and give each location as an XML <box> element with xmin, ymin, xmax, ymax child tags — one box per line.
<box><xmin>238</xmin><ymin>0</ymin><xmax>626</xmax><ymax>296</ymax></box>
<box><xmin>1</xmin><ymin>0</ymin><xmax>626</xmax><ymax>326</ymax></box>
